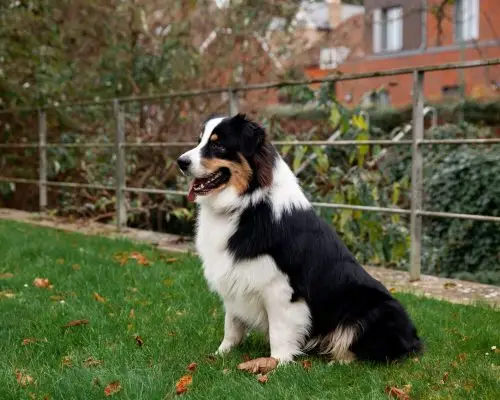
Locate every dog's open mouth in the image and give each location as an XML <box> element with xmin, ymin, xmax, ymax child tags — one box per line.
<box><xmin>187</xmin><ymin>168</ymin><xmax>230</xmax><ymax>202</ymax></box>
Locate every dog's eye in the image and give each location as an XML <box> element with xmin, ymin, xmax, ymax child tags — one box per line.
<box><xmin>211</xmin><ymin>142</ymin><xmax>225</xmax><ymax>152</ymax></box>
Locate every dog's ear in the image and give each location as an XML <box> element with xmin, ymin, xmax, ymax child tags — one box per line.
<box><xmin>231</xmin><ymin>114</ymin><xmax>265</xmax><ymax>157</ymax></box>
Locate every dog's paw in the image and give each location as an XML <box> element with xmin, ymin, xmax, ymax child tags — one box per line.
<box><xmin>215</xmin><ymin>341</ymin><xmax>233</xmax><ymax>356</ymax></box>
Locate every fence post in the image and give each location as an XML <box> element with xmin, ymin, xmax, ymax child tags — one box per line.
<box><xmin>228</xmin><ymin>89</ymin><xmax>238</xmax><ymax>116</ymax></box>
<box><xmin>410</xmin><ymin>70</ymin><xmax>425</xmax><ymax>281</ymax></box>
<box><xmin>38</xmin><ymin>109</ymin><xmax>47</xmax><ymax>212</ymax></box>
<box><xmin>113</xmin><ymin>99</ymin><xmax>126</xmax><ymax>231</ymax></box>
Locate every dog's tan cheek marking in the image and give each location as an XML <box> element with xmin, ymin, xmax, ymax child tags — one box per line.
<box><xmin>201</xmin><ymin>156</ymin><xmax>252</xmax><ymax>195</ymax></box>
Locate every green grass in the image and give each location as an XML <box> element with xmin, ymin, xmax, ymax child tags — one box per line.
<box><xmin>0</xmin><ymin>220</ymin><xmax>499</xmax><ymax>400</ymax></box>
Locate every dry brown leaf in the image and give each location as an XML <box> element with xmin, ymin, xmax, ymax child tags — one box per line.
<box><xmin>129</xmin><ymin>309</ymin><xmax>135</xmax><ymax>318</ymax></box>
<box><xmin>33</xmin><ymin>278</ymin><xmax>53</xmax><ymax>289</ymax></box>
<box><xmin>222</xmin><ymin>368</ymin><xmax>230</xmax><ymax>375</ymax></box>
<box><xmin>389</xmin><ymin>287</ymin><xmax>397</xmax><ymax>293</ymax></box>
<box><xmin>0</xmin><ymin>272</ymin><xmax>14</xmax><ymax>279</ymax></box>
<box><xmin>130</xmin><ymin>252</ymin><xmax>150</xmax><ymax>266</ymax></box>
<box><xmin>93</xmin><ymin>292</ymin><xmax>106</xmax><ymax>303</ymax></box>
<box><xmin>22</xmin><ymin>337</ymin><xmax>47</xmax><ymax>345</ymax></box>
<box><xmin>63</xmin><ymin>319</ymin><xmax>89</xmax><ymax>328</ymax></box>
<box><xmin>175</xmin><ymin>375</ymin><xmax>193</xmax><ymax>395</ymax></box>
<box><xmin>237</xmin><ymin>357</ymin><xmax>279</xmax><ymax>375</ymax></box>
<box><xmin>135</xmin><ymin>335</ymin><xmax>144</xmax><ymax>347</ymax></box>
<box><xmin>104</xmin><ymin>380</ymin><xmax>122</xmax><ymax>397</ymax></box>
<box><xmin>457</xmin><ymin>353</ymin><xmax>468</xmax><ymax>362</ymax></box>
<box><xmin>301</xmin><ymin>360</ymin><xmax>312</xmax><ymax>370</ymax></box>
<box><xmin>443</xmin><ymin>282</ymin><xmax>457</xmax><ymax>289</ymax></box>
<box><xmin>440</xmin><ymin>372</ymin><xmax>449</xmax><ymax>384</ymax></box>
<box><xmin>15</xmin><ymin>370</ymin><xmax>34</xmax><ymax>387</ymax></box>
<box><xmin>385</xmin><ymin>386</ymin><xmax>410</xmax><ymax>400</ymax></box>
<box><xmin>0</xmin><ymin>290</ymin><xmax>15</xmax><ymax>298</ymax></box>
<box><xmin>257</xmin><ymin>374</ymin><xmax>269</xmax><ymax>384</ymax></box>
<box><xmin>72</xmin><ymin>264</ymin><xmax>81</xmax><ymax>271</ymax></box>
<box><xmin>56</xmin><ymin>258</ymin><xmax>65</xmax><ymax>265</ymax></box>
<box><xmin>83</xmin><ymin>357</ymin><xmax>104</xmax><ymax>368</ymax></box>
<box><xmin>62</xmin><ymin>355</ymin><xmax>73</xmax><ymax>368</ymax></box>
<box><xmin>187</xmin><ymin>362</ymin><xmax>197</xmax><ymax>372</ymax></box>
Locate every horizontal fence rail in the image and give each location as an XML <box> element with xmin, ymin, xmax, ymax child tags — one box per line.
<box><xmin>2</xmin><ymin>59</ymin><xmax>500</xmax><ymax>281</ymax></box>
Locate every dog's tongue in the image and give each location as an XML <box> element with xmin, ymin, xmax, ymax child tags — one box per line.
<box><xmin>187</xmin><ymin>181</ymin><xmax>196</xmax><ymax>202</ymax></box>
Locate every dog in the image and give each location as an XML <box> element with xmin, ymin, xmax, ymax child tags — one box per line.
<box><xmin>177</xmin><ymin>114</ymin><xmax>422</xmax><ymax>364</ymax></box>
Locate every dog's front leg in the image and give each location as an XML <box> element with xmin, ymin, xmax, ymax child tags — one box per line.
<box><xmin>264</xmin><ymin>289</ymin><xmax>311</xmax><ymax>364</ymax></box>
<box><xmin>216</xmin><ymin>309</ymin><xmax>247</xmax><ymax>355</ymax></box>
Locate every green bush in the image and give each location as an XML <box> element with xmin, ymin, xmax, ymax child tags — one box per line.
<box><xmin>423</xmin><ymin>147</ymin><xmax>500</xmax><ymax>284</ymax></box>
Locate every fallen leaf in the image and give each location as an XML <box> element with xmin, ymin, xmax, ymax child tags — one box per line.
<box><xmin>168</xmin><ymin>332</ymin><xmax>176</xmax><ymax>337</ymax></box>
<box><xmin>104</xmin><ymin>380</ymin><xmax>122</xmax><ymax>397</ymax></box>
<box><xmin>412</xmin><ymin>357</ymin><xmax>420</xmax><ymax>363</ymax></box>
<box><xmin>301</xmin><ymin>360</ymin><xmax>312</xmax><ymax>370</ymax></box>
<box><xmin>15</xmin><ymin>370</ymin><xmax>34</xmax><ymax>387</ymax></box>
<box><xmin>93</xmin><ymin>292</ymin><xmax>106</xmax><ymax>303</ymax></box>
<box><xmin>440</xmin><ymin>372</ymin><xmax>449</xmax><ymax>385</ymax></box>
<box><xmin>135</xmin><ymin>335</ymin><xmax>144</xmax><ymax>347</ymax></box>
<box><xmin>33</xmin><ymin>277</ymin><xmax>53</xmax><ymax>289</ymax></box>
<box><xmin>0</xmin><ymin>290</ymin><xmax>15</xmax><ymax>298</ymax></box>
<box><xmin>130</xmin><ymin>252</ymin><xmax>150</xmax><ymax>266</ymax></box>
<box><xmin>129</xmin><ymin>309</ymin><xmax>135</xmax><ymax>318</ymax></box>
<box><xmin>0</xmin><ymin>272</ymin><xmax>14</xmax><ymax>279</ymax></box>
<box><xmin>222</xmin><ymin>368</ymin><xmax>230</xmax><ymax>375</ymax></box>
<box><xmin>22</xmin><ymin>337</ymin><xmax>47</xmax><ymax>345</ymax></box>
<box><xmin>389</xmin><ymin>287</ymin><xmax>397</xmax><ymax>293</ymax></box>
<box><xmin>63</xmin><ymin>319</ymin><xmax>89</xmax><ymax>328</ymax></box>
<box><xmin>238</xmin><ymin>357</ymin><xmax>279</xmax><ymax>375</ymax></box>
<box><xmin>257</xmin><ymin>374</ymin><xmax>268</xmax><ymax>384</ymax></box>
<box><xmin>187</xmin><ymin>362</ymin><xmax>197</xmax><ymax>372</ymax></box>
<box><xmin>175</xmin><ymin>375</ymin><xmax>193</xmax><ymax>395</ymax></box>
<box><xmin>56</xmin><ymin>258</ymin><xmax>65</xmax><ymax>264</ymax></box>
<box><xmin>385</xmin><ymin>386</ymin><xmax>410</xmax><ymax>400</ymax></box>
<box><xmin>0</xmin><ymin>289</ymin><xmax>16</xmax><ymax>298</ymax></box>
<box><xmin>83</xmin><ymin>357</ymin><xmax>104</xmax><ymax>368</ymax></box>
<box><xmin>62</xmin><ymin>355</ymin><xmax>73</xmax><ymax>368</ymax></box>
<box><xmin>72</xmin><ymin>264</ymin><xmax>81</xmax><ymax>270</ymax></box>
<box><xmin>49</xmin><ymin>295</ymin><xmax>65</xmax><ymax>302</ymax></box>
<box><xmin>443</xmin><ymin>282</ymin><xmax>457</xmax><ymax>289</ymax></box>
<box><xmin>457</xmin><ymin>353</ymin><xmax>468</xmax><ymax>362</ymax></box>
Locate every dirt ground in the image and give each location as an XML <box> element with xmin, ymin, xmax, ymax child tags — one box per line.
<box><xmin>1</xmin><ymin>208</ymin><xmax>498</xmax><ymax>308</ymax></box>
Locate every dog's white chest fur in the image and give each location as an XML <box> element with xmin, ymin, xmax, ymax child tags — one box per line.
<box><xmin>196</xmin><ymin>206</ymin><xmax>294</xmax><ymax>332</ymax></box>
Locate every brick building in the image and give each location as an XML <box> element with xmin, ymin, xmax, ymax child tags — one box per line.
<box><xmin>305</xmin><ymin>0</ymin><xmax>500</xmax><ymax>108</ymax></box>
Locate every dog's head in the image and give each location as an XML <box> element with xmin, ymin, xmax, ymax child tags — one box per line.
<box><xmin>177</xmin><ymin>114</ymin><xmax>275</xmax><ymax>203</ymax></box>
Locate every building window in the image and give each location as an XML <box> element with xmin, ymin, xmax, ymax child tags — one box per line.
<box><xmin>373</xmin><ymin>6</ymin><xmax>403</xmax><ymax>53</ymax></box>
<box><xmin>455</xmin><ymin>0</ymin><xmax>479</xmax><ymax>42</ymax></box>
<box><xmin>319</xmin><ymin>47</ymin><xmax>350</xmax><ymax>70</ymax></box>
<box><xmin>361</xmin><ymin>89</ymin><xmax>391</xmax><ymax>108</ymax></box>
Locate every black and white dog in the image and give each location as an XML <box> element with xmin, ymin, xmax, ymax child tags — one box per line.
<box><xmin>177</xmin><ymin>114</ymin><xmax>422</xmax><ymax>364</ymax></box>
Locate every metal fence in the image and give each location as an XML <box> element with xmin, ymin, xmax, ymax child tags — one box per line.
<box><xmin>2</xmin><ymin>59</ymin><xmax>500</xmax><ymax>281</ymax></box>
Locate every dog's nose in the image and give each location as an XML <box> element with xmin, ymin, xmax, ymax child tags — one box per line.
<box><xmin>177</xmin><ymin>156</ymin><xmax>191</xmax><ymax>172</ymax></box>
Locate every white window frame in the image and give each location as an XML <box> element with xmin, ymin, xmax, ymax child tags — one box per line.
<box><xmin>455</xmin><ymin>0</ymin><xmax>479</xmax><ymax>42</ymax></box>
<box><xmin>373</xmin><ymin>6</ymin><xmax>403</xmax><ymax>53</ymax></box>
<box><xmin>319</xmin><ymin>47</ymin><xmax>350</xmax><ymax>70</ymax></box>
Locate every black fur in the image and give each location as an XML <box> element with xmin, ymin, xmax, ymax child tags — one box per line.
<box><xmin>227</xmin><ymin>200</ymin><xmax>423</xmax><ymax>362</ymax></box>
<box><xmin>200</xmin><ymin>114</ymin><xmax>276</xmax><ymax>193</ymax></box>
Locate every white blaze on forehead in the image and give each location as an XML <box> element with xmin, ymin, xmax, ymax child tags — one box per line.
<box><xmin>199</xmin><ymin>117</ymin><xmax>226</xmax><ymax>147</ymax></box>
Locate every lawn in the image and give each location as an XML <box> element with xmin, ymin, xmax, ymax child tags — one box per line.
<box><xmin>0</xmin><ymin>220</ymin><xmax>499</xmax><ymax>400</ymax></box>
